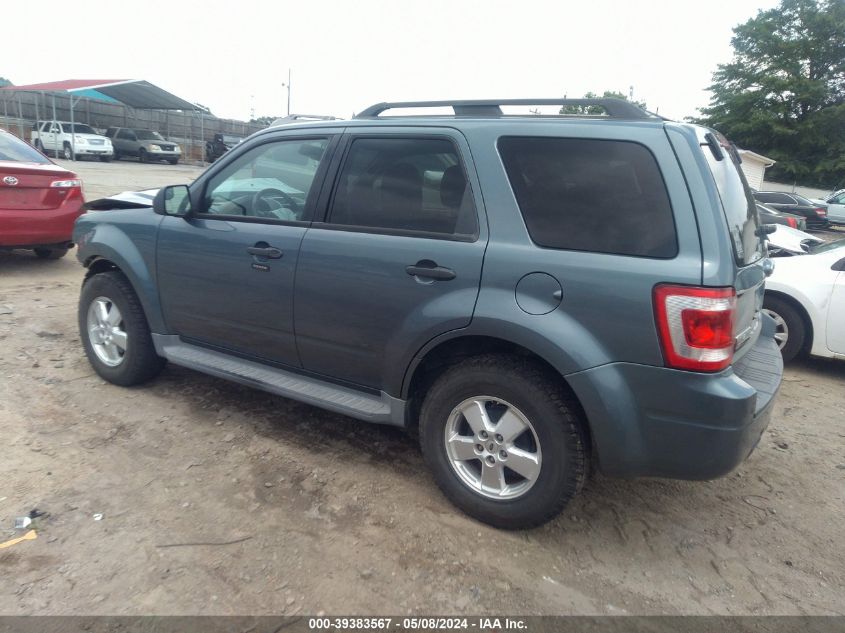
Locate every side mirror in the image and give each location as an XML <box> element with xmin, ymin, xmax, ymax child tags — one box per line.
<box><xmin>757</xmin><ymin>223</ymin><xmax>777</xmax><ymax>238</ymax></box>
<box><xmin>153</xmin><ymin>185</ymin><xmax>193</xmax><ymax>217</ymax></box>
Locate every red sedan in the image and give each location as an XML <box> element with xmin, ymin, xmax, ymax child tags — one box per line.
<box><xmin>0</xmin><ymin>128</ymin><xmax>85</xmax><ymax>259</ymax></box>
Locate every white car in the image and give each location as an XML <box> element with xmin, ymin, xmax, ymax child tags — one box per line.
<box><xmin>763</xmin><ymin>238</ymin><xmax>845</xmax><ymax>361</ymax></box>
<box><xmin>766</xmin><ymin>224</ymin><xmax>825</xmax><ymax>256</ymax></box>
<box><xmin>821</xmin><ymin>190</ymin><xmax>845</xmax><ymax>225</ymax></box>
<box><xmin>30</xmin><ymin>120</ymin><xmax>113</xmax><ymax>161</ymax></box>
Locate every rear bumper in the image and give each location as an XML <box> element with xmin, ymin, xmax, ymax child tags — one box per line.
<box><xmin>0</xmin><ymin>199</ymin><xmax>85</xmax><ymax>247</ymax></box>
<box><xmin>567</xmin><ymin>321</ymin><xmax>783</xmax><ymax>480</ymax></box>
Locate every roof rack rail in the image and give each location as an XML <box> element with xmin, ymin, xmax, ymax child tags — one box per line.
<box><xmin>271</xmin><ymin>114</ymin><xmax>338</xmax><ymax>126</ymax></box>
<box><xmin>355</xmin><ymin>98</ymin><xmax>653</xmax><ymax>120</ymax></box>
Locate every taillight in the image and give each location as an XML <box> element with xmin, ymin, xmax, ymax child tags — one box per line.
<box><xmin>815</xmin><ymin>208</ymin><xmax>827</xmax><ymax>216</ymax></box>
<box><xmin>50</xmin><ymin>179</ymin><xmax>82</xmax><ymax>188</ymax></box>
<box><xmin>653</xmin><ymin>284</ymin><xmax>736</xmax><ymax>372</ymax></box>
<box><xmin>787</xmin><ymin>218</ymin><xmax>797</xmax><ymax>229</ymax></box>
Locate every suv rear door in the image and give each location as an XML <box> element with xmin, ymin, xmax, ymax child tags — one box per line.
<box><xmin>293</xmin><ymin>128</ymin><xmax>486</xmax><ymax>391</ymax></box>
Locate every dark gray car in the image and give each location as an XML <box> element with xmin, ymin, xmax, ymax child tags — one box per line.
<box><xmin>73</xmin><ymin>99</ymin><xmax>783</xmax><ymax>529</ymax></box>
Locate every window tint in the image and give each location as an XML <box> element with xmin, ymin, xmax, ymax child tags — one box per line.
<box><xmin>754</xmin><ymin>192</ymin><xmax>794</xmax><ymax>204</ymax></box>
<box><xmin>117</xmin><ymin>129</ymin><xmax>134</xmax><ymax>140</ymax></box>
<box><xmin>791</xmin><ymin>194</ymin><xmax>816</xmax><ymax>207</ymax></box>
<box><xmin>831</xmin><ymin>193</ymin><xmax>845</xmax><ymax>205</ymax></box>
<box><xmin>328</xmin><ymin>137</ymin><xmax>477</xmax><ymax>237</ymax></box>
<box><xmin>703</xmin><ymin>131</ymin><xmax>762</xmax><ymax>266</ymax></box>
<box><xmin>202</xmin><ymin>138</ymin><xmax>329</xmax><ymax>222</ymax></box>
<box><xmin>498</xmin><ymin>137</ymin><xmax>677</xmax><ymax>258</ymax></box>
<box><xmin>0</xmin><ymin>132</ymin><xmax>51</xmax><ymax>164</ymax></box>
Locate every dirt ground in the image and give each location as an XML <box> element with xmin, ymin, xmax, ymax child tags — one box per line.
<box><xmin>0</xmin><ymin>160</ymin><xmax>843</xmax><ymax>616</ymax></box>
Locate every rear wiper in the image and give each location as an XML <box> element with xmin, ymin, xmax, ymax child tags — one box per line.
<box><xmin>703</xmin><ymin>133</ymin><xmax>724</xmax><ymax>161</ymax></box>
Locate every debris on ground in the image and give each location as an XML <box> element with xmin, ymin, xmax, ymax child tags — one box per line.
<box><xmin>0</xmin><ymin>530</ymin><xmax>37</xmax><ymax>550</ymax></box>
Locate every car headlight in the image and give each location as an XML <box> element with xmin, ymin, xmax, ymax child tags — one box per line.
<box><xmin>149</xmin><ymin>144</ymin><xmax>162</xmax><ymax>151</ymax></box>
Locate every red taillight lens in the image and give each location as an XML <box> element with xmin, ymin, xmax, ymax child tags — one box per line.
<box><xmin>815</xmin><ymin>208</ymin><xmax>827</xmax><ymax>216</ymax></box>
<box><xmin>787</xmin><ymin>218</ymin><xmax>797</xmax><ymax>229</ymax></box>
<box><xmin>653</xmin><ymin>285</ymin><xmax>736</xmax><ymax>372</ymax></box>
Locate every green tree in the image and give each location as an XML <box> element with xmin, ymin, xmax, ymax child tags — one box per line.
<box><xmin>0</xmin><ymin>77</ymin><xmax>12</xmax><ymax>87</ymax></box>
<box><xmin>696</xmin><ymin>0</ymin><xmax>845</xmax><ymax>188</ymax></box>
<box><xmin>249</xmin><ymin>116</ymin><xmax>280</xmax><ymax>125</ymax></box>
<box><xmin>559</xmin><ymin>90</ymin><xmax>647</xmax><ymax>115</ymax></box>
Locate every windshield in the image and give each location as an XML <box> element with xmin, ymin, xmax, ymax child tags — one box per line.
<box><xmin>808</xmin><ymin>237</ymin><xmax>845</xmax><ymax>254</ymax></box>
<box><xmin>702</xmin><ymin>130</ymin><xmax>764</xmax><ymax>266</ymax></box>
<box><xmin>0</xmin><ymin>132</ymin><xmax>51</xmax><ymax>164</ymax></box>
<box><xmin>134</xmin><ymin>130</ymin><xmax>164</xmax><ymax>141</ymax></box>
<box><xmin>64</xmin><ymin>123</ymin><xmax>97</xmax><ymax>135</ymax></box>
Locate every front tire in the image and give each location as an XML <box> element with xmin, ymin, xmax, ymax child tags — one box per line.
<box><xmin>99</xmin><ymin>155</ymin><xmax>112</xmax><ymax>162</ymax></box>
<box><xmin>79</xmin><ymin>271</ymin><xmax>166</xmax><ymax>386</ymax></box>
<box><xmin>138</xmin><ymin>148</ymin><xmax>148</xmax><ymax>163</ymax></box>
<box><xmin>419</xmin><ymin>354</ymin><xmax>588</xmax><ymax>529</ymax></box>
<box><xmin>167</xmin><ymin>158</ymin><xmax>179</xmax><ymax>165</ymax></box>
<box><xmin>34</xmin><ymin>247</ymin><xmax>68</xmax><ymax>259</ymax></box>
<box><xmin>63</xmin><ymin>143</ymin><xmax>74</xmax><ymax>161</ymax></box>
<box><xmin>763</xmin><ymin>295</ymin><xmax>806</xmax><ymax>362</ymax></box>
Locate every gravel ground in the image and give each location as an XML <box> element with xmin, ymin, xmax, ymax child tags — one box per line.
<box><xmin>0</xmin><ymin>161</ymin><xmax>843</xmax><ymax>616</ymax></box>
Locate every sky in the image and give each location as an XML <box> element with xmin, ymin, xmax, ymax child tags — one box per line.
<box><xmin>3</xmin><ymin>0</ymin><xmax>781</xmax><ymax>122</ymax></box>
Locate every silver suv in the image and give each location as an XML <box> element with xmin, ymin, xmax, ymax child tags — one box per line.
<box><xmin>105</xmin><ymin>127</ymin><xmax>181</xmax><ymax>164</ymax></box>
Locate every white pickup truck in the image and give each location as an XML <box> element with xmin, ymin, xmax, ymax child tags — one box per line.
<box><xmin>30</xmin><ymin>120</ymin><xmax>114</xmax><ymax>161</ymax></box>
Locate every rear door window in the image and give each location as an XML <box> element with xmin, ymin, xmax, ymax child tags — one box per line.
<box><xmin>497</xmin><ymin>137</ymin><xmax>677</xmax><ymax>258</ymax></box>
<box><xmin>703</xmin><ymin>132</ymin><xmax>763</xmax><ymax>266</ymax></box>
<box><xmin>327</xmin><ymin>137</ymin><xmax>478</xmax><ymax>238</ymax></box>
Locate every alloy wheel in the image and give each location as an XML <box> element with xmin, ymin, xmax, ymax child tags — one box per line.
<box><xmin>86</xmin><ymin>296</ymin><xmax>128</xmax><ymax>366</ymax></box>
<box><xmin>444</xmin><ymin>396</ymin><xmax>542</xmax><ymax>500</ymax></box>
<box><xmin>763</xmin><ymin>308</ymin><xmax>789</xmax><ymax>350</ymax></box>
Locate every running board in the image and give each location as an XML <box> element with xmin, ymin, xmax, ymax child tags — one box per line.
<box><xmin>151</xmin><ymin>335</ymin><xmax>404</xmax><ymax>426</ymax></box>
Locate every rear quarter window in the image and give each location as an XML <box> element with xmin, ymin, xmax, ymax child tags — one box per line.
<box><xmin>498</xmin><ymin>137</ymin><xmax>678</xmax><ymax>258</ymax></box>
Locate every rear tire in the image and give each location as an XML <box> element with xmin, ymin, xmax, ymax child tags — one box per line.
<box><xmin>419</xmin><ymin>354</ymin><xmax>588</xmax><ymax>529</ymax></box>
<box><xmin>763</xmin><ymin>295</ymin><xmax>807</xmax><ymax>362</ymax></box>
<box><xmin>79</xmin><ymin>271</ymin><xmax>166</xmax><ymax>386</ymax></box>
<box><xmin>34</xmin><ymin>247</ymin><xmax>68</xmax><ymax>260</ymax></box>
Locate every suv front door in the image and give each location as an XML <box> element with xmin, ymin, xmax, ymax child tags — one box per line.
<box><xmin>293</xmin><ymin>130</ymin><xmax>487</xmax><ymax>391</ymax></box>
<box><xmin>156</xmin><ymin>133</ymin><xmax>337</xmax><ymax>367</ymax></box>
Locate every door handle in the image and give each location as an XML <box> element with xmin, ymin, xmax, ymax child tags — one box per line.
<box><xmin>247</xmin><ymin>245</ymin><xmax>283</xmax><ymax>259</ymax></box>
<box><xmin>406</xmin><ymin>261</ymin><xmax>456</xmax><ymax>281</ymax></box>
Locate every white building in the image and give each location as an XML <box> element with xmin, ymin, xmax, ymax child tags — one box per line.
<box><xmin>737</xmin><ymin>149</ymin><xmax>775</xmax><ymax>190</ymax></box>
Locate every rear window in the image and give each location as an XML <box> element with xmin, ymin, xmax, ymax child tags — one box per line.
<box><xmin>754</xmin><ymin>192</ymin><xmax>794</xmax><ymax>204</ymax></box>
<box><xmin>0</xmin><ymin>132</ymin><xmax>51</xmax><ymax>164</ymax></box>
<box><xmin>703</xmin><ymin>133</ymin><xmax>763</xmax><ymax>266</ymax></box>
<box><xmin>791</xmin><ymin>194</ymin><xmax>817</xmax><ymax>207</ymax></box>
<box><xmin>498</xmin><ymin>137</ymin><xmax>677</xmax><ymax>258</ymax></box>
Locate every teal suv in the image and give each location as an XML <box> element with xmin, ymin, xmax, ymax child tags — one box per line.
<box><xmin>73</xmin><ymin>99</ymin><xmax>783</xmax><ymax>529</ymax></box>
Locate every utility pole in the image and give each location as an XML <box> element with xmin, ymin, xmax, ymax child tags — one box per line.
<box><xmin>282</xmin><ymin>69</ymin><xmax>291</xmax><ymax>116</ymax></box>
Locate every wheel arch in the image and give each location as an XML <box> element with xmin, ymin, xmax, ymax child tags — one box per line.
<box><xmin>81</xmin><ymin>250</ymin><xmax>165</xmax><ymax>333</ymax></box>
<box><xmin>402</xmin><ymin>334</ymin><xmax>592</xmax><ymax>455</ymax></box>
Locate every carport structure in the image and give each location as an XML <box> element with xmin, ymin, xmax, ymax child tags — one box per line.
<box><xmin>0</xmin><ymin>79</ymin><xmax>204</xmax><ymax>159</ymax></box>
